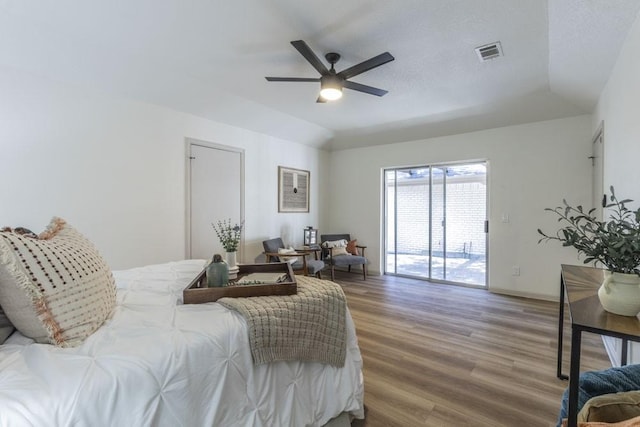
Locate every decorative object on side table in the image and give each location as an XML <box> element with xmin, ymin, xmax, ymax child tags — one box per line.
<box><xmin>538</xmin><ymin>186</ymin><xmax>640</xmax><ymax>316</ymax></box>
<box><xmin>211</xmin><ymin>218</ymin><xmax>243</xmax><ymax>279</ymax></box>
<box><xmin>303</xmin><ymin>226</ymin><xmax>318</xmax><ymax>246</ymax></box>
<box><xmin>206</xmin><ymin>254</ymin><xmax>229</xmax><ymax>287</ymax></box>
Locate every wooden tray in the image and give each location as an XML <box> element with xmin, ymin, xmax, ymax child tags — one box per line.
<box><xmin>183</xmin><ymin>262</ymin><xmax>297</xmax><ymax>304</ymax></box>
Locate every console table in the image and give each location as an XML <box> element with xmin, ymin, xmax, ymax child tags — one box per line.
<box><xmin>558</xmin><ymin>264</ymin><xmax>640</xmax><ymax>427</ymax></box>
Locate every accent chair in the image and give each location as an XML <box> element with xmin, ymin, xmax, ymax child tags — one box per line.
<box><xmin>262</xmin><ymin>237</ymin><xmax>325</xmax><ymax>278</ymax></box>
<box><xmin>320</xmin><ymin>233</ymin><xmax>368</xmax><ymax>280</ymax></box>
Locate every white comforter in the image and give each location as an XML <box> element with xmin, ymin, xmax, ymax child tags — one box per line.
<box><xmin>0</xmin><ymin>260</ymin><xmax>364</xmax><ymax>427</ymax></box>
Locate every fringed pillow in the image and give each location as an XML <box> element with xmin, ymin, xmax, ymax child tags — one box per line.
<box><xmin>0</xmin><ymin>217</ymin><xmax>116</xmax><ymax>347</ymax></box>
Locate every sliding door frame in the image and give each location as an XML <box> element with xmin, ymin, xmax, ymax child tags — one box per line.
<box><xmin>383</xmin><ymin>160</ymin><xmax>489</xmax><ymax>289</ymax></box>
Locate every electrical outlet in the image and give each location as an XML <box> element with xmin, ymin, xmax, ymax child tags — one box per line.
<box><xmin>512</xmin><ymin>266</ymin><xmax>520</xmax><ymax>276</ymax></box>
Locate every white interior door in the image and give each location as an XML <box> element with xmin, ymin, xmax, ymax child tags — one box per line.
<box><xmin>188</xmin><ymin>141</ymin><xmax>243</xmax><ymax>260</ymax></box>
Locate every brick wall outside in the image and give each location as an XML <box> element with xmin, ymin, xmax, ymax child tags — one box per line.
<box><xmin>387</xmin><ymin>177</ymin><xmax>486</xmax><ymax>258</ymax></box>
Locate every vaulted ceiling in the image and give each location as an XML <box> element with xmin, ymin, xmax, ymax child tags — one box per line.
<box><xmin>1</xmin><ymin>0</ymin><xmax>638</xmax><ymax>150</ymax></box>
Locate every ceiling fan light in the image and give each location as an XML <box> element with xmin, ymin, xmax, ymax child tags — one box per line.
<box><xmin>320</xmin><ymin>87</ymin><xmax>342</xmax><ymax>101</ymax></box>
<box><xmin>320</xmin><ymin>74</ymin><xmax>343</xmax><ymax>101</ymax></box>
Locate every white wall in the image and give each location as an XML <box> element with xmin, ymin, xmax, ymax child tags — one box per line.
<box><xmin>328</xmin><ymin>116</ymin><xmax>593</xmax><ymax>300</ymax></box>
<box><xmin>0</xmin><ymin>65</ymin><xmax>328</xmax><ymax>270</ymax></box>
<box><xmin>594</xmin><ymin>12</ymin><xmax>640</xmax><ymax>204</ymax></box>
<box><xmin>592</xmin><ymin>11</ymin><xmax>640</xmax><ymax>366</ymax></box>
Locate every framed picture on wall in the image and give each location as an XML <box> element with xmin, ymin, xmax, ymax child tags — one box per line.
<box><xmin>278</xmin><ymin>166</ymin><xmax>310</xmax><ymax>213</ymax></box>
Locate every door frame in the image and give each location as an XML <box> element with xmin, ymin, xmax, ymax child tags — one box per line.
<box><xmin>185</xmin><ymin>138</ymin><xmax>245</xmax><ymax>259</ymax></box>
<box><xmin>591</xmin><ymin>121</ymin><xmax>605</xmax><ymax>220</ymax></box>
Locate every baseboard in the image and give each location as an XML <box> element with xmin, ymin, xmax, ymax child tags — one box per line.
<box><xmin>329</xmin><ymin>267</ymin><xmax>380</xmax><ymax>276</ymax></box>
<box><xmin>488</xmin><ymin>287</ymin><xmax>557</xmax><ymax>302</ymax></box>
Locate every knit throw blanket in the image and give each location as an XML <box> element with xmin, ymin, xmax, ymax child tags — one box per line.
<box><xmin>217</xmin><ymin>276</ymin><xmax>347</xmax><ymax>367</ymax></box>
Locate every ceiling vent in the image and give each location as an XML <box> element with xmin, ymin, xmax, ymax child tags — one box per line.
<box><xmin>475</xmin><ymin>42</ymin><xmax>503</xmax><ymax>62</ymax></box>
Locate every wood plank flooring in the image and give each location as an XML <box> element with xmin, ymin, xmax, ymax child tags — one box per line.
<box><xmin>330</xmin><ymin>271</ymin><xmax>611</xmax><ymax>427</ymax></box>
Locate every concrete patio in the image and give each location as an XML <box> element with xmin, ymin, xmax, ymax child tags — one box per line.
<box><xmin>386</xmin><ymin>253</ymin><xmax>486</xmax><ymax>287</ymax></box>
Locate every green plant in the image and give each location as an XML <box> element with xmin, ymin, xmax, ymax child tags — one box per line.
<box><xmin>538</xmin><ymin>187</ymin><xmax>640</xmax><ymax>274</ymax></box>
<box><xmin>211</xmin><ymin>219</ymin><xmax>244</xmax><ymax>252</ymax></box>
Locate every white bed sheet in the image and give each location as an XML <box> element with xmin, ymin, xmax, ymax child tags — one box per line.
<box><xmin>0</xmin><ymin>260</ymin><xmax>364</xmax><ymax>426</ymax></box>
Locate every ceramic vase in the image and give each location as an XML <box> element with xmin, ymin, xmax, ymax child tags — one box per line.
<box><xmin>225</xmin><ymin>251</ymin><xmax>237</xmax><ymax>269</ymax></box>
<box><xmin>597</xmin><ymin>271</ymin><xmax>640</xmax><ymax>316</ymax></box>
<box><xmin>206</xmin><ymin>256</ymin><xmax>229</xmax><ymax>287</ymax></box>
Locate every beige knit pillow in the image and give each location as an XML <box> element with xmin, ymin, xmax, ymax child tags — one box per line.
<box><xmin>0</xmin><ymin>217</ymin><xmax>116</xmax><ymax>347</ymax></box>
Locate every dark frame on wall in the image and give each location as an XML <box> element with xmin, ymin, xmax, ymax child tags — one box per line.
<box><xmin>278</xmin><ymin>166</ymin><xmax>310</xmax><ymax>213</ymax></box>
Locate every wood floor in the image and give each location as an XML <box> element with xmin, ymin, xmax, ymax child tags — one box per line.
<box><xmin>330</xmin><ymin>271</ymin><xmax>611</xmax><ymax>427</ymax></box>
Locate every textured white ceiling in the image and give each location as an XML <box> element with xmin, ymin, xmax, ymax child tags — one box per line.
<box><xmin>0</xmin><ymin>0</ymin><xmax>638</xmax><ymax>150</ymax></box>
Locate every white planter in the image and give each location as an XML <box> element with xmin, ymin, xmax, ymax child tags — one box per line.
<box><xmin>225</xmin><ymin>251</ymin><xmax>237</xmax><ymax>269</ymax></box>
<box><xmin>597</xmin><ymin>271</ymin><xmax>640</xmax><ymax>316</ymax></box>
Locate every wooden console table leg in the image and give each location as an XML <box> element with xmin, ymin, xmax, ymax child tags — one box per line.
<box><xmin>622</xmin><ymin>339</ymin><xmax>629</xmax><ymax>366</ymax></box>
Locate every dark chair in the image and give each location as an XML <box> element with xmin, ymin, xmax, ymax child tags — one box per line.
<box><xmin>262</xmin><ymin>238</ymin><xmax>325</xmax><ymax>278</ymax></box>
<box><xmin>320</xmin><ymin>234</ymin><xmax>368</xmax><ymax>280</ymax></box>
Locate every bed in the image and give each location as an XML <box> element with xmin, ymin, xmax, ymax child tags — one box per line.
<box><xmin>0</xmin><ymin>259</ymin><xmax>365</xmax><ymax>426</ymax></box>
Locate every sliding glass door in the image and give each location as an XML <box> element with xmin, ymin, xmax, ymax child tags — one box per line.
<box><xmin>385</xmin><ymin>162</ymin><xmax>487</xmax><ymax>287</ymax></box>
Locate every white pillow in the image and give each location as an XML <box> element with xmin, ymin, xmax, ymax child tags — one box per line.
<box><xmin>0</xmin><ymin>307</ymin><xmax>14</xmax><ymax>344</ymax></box>
<box><xmin>277</xmin><ymin>247</ymin><xmax>299</xmax><ymax>264</ymax></box>
<box><xmin>330</xmin><ymin>246</ymin><xmax>350</xmax><ymax>257</ymax></box>
<box><xmin>322</xmin><ymin>239</ymin><xmax>347</xmax><ymax>248</ymax></box>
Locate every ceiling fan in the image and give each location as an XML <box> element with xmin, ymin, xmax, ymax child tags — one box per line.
<box><xmin>265</xmin><ymin>40</ymin><xmax>394</xmax><ymax>102</ymax></box>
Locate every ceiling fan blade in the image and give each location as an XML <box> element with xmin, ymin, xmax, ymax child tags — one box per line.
<box><xmin>343</xmin><ymin>80</ymin><xmax>388</xmax><ymax>97</ymax></box>
<box><xmin>337</xmin><ymin>52</ymin><xmax>394</xmax><ymax>80</ymax></box>
<box><xmin>265</xmin><ymin>77</ymin><xmax>320</xmax><ymax>82</ymax></box>
<box><xmin>291</xmin><ymin>40</ymin><xmax>329</xmax><ymax>75</ymax></box>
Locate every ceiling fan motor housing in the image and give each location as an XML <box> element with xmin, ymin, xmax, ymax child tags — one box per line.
<box><xmin>321</xmin><ymin>74</ymin><xmax>344</xmax><ymax>87</ymax></box>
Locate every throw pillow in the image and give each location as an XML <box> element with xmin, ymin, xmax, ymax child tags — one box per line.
<box><xmin>579</xmin><ymin>391</ymin><xmax>640</xmax><ymax>423</ymax></box>
<box><xmin>330</xmin><ymin>246</ymin><xmax>350</xmax><ymax>257</ymax></box>
<box><xmin>0</xmin><ymin>225</ymin><xmax>40</xmax><ymax>344</ymax></box>
<box><xmin>278</xmin><ymin>247</ymin><xmax>298</xmax><ymax>264</ymax></box>
<box><xmin>562</xmin><ymin>414</ymin><xmax>640</xmax><ymax>426</ymax></box>
<box><xmin>0</xmin><ymin>226</ymin><xmax>39</xmax><ymax>239</ymax></box>
<box><xmin>0</xmin><ymin>307</ymin><xmax>14</xmax><ymax>344</ymax></box>
<box><xmin>0</xmin><ymin>217</ymin><xmax>116</xmax><ymax>347</ymax></box>
<box><xmin>322</xmin><ymin>239</ymin><xmax>347</xmax><ymax>249</ymax></box>
<box><xmin>346</xmin><ymin>240</ymin><xmax>358</xmax><ymax>255</ymax></box>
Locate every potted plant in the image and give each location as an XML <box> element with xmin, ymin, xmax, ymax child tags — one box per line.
<box><xmin>211</xmin><ymin>219</ymin><xmax>244</xmax><ymax>269</ymax></box>
<box><xmin>538</xmin><ymin>187</ymin><xmax>640</xmax><ymax>316</ymax></box>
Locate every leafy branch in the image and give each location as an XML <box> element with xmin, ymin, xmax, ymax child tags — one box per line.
<box><xmin>538</xmin><ymin>187</ymin><xmax>640</xmax><ymax>274</ymax></box>
<box><xmin>211</xmin><ymin>219</ymin><xmax>244</xmax><ymax>252</ymax></box>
